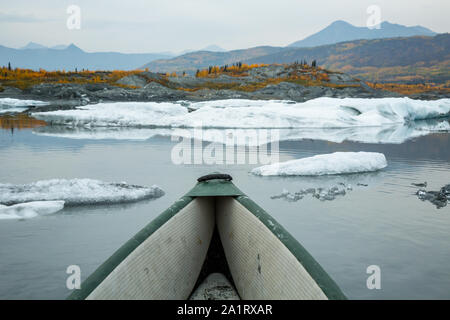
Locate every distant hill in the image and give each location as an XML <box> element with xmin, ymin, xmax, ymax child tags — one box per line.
<box><xmin>1</xmin><ymin>43</ymin><xmax>173</xmax><ymax>71</ymax></box>
<box><xmin>247</xmin><ymin>34</ymin><xmax>450</xmax><ymax>83</ymax></box>
<box><xmin>49</xmin><ymin>45</ymin><xmax>69</xmax><ymax>50</ymax></box>
<box><xmin>19</xmin><ymin>42</ymin><xmax>70</xmax><ymax>50</ymax></box>
<box><xmin>201</xmin><ymin>44</ymin><xmax>227</xmax><ymax>52</ymax></box>
<box><xmin>177</xmin><ymin>44</ymin><xmax>227</xmax><ymax>56</ymax></box>
<box><xmin>142</xmin><ymin>46</ymin><xmax>285</xmax><ymax>73</ymax></box>
<box><xmin>20</xmin><ymin>42</ymin><xmax>48</xmax><ymax>50</ymax></box>
<box><xmin>289</xmin><ymin>20</ymin><xmax>437</xmax><ymax>47</ymax></box>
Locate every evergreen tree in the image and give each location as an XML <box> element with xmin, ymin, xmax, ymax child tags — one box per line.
<box><xmin>8</xmin><ymin>62</ymin><xmax>11</xmax><ymax>71</ymax></box>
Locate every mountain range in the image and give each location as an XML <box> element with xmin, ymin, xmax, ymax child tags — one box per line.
<box><xmin>251</xmin><ymin>34</ymin><xmax>450</xmax><ymax>83</ymax></box>
<box><xmin>288</xmin><ymin>20</ymin><xmax>436</xmax><ymax>47</ymax></box>
<box><xmin>1</xmin><ymin>20</ymin><xmax>446</xmax><ymax>83</ymax></box>
<box><xmin>1</xmin><ymin>43</ymin><xmax>173</xmax><ymax>71</ymax></box>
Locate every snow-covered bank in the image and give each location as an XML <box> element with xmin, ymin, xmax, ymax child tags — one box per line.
<box><xmin>0</xmin><ymin>179</ymin><xmax>164</xmax><ymax>206</ymax></box>
<box><xmin>251</xmin><ymin>152</ymin><xmax>387</xmax><ymax>176</ymax></box>
<box><xmin>31</xmin><ymin>97</ymin><xmax>450</xmax><ymax>129</ymax></box>
<box><xmin>0</xmin><ymin>98</ymin><xmax>49</xmax><ymax>107</ymax></box>
<box><xmin>0</xmin><ymin>98</ymin><xmax>49</xmax><ymax>114</ymax></box>
<box><xmin>0</xmin><ymin>107</ymin><xmax>28</xmax><ymax>114</ymax></box>
<box><xmin>0</xmin><ymin>201</ymin><xmax>65</xmax><ymax>220</ymax></box>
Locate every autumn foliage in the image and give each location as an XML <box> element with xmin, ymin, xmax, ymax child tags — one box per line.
<box><xmin>195</xmin><ymin>63</ymin><xmax>269</xmax><ymax>78</ymax></box>
<box><xmin>1</xmin><ymin>63</ymin><xmax>447</xmax><ymax>96</ymax></box>
<box><xmin>367</xmin><ymin>82</ymin><xmax>450</xmax><ymax>95</ymax></box>
<box><xmin>0</xmin><ymin>66</ymin><xmax>144</xmax><ymax>90</ymax></box>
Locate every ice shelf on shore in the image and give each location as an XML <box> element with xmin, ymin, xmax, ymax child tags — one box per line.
<box><xmin>0</xmin><ymin>98</ymin><xmax>49</xmax><ymax>113</ymax></box>
<box><xmin>0</xmin><ymin>201</ymin><xmax>65</xmax><ymax>220</ymax></box>
<box><xmin>32</xmin><ymin>101</ymin><xmax>188</xmax><ymax>127</ymax></box>
<box><xmin>31</xmin><ymin>97</ymin><xmax>450</xmax><ymax>129</ymax></box>
<box><xmin>251</xmin><ymin>152</ymin><xmax>387</xmax><ymax>176</ymax></box>
<box><xmin>0</xmin><ymin>179</ymin><xmax>165</xmax><ymax>206</ymax></box>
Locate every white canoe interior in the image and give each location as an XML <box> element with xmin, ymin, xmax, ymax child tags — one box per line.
<box><xmin>68</xmin><ymin>175</ymin><xmax>345</xmax><ymax>300</ymax></box>
<box><xmin>84</xmin><ymin>197</ymin><xmax>330</xmax><ymax>300</ymax></box>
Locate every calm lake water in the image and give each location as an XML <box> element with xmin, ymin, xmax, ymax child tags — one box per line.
<box><xmin>0</xmin><ymin>115</ymin><xmax>449</xmax><ymax>300</ymax></box>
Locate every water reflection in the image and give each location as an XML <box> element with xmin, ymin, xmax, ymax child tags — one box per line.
<box><xmin>31</xmin><ymin>118</ymin><xmax>450</xmax><ymax>145</ymax></box>
<box><xmin>0</xmin><ymin>113</ymin><xmax>47</xmax><ymax>133</ymax></box>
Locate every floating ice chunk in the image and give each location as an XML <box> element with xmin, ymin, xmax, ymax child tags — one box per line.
<box><xmin>0</xmin><ymin>201</ymin><xmax>65</xmax><ymax>220</ymax></box>
<box><xmin>415</xmin><ymin>184</ymin><xmax>449</xmax><ymax>209</ymax></box>
<box><xmin>0</xmin><ymin>179</ymin><xmax>165</xmax><ymax>206</ymax></box>
<box><xmin>251</xmin><ymin>152</ymin><xmax>387</xmax><ymax>176</ymax></box>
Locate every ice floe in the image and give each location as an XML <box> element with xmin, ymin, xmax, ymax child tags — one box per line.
<box><xmin>251</xmin><ymin>152</ymin><xmax>387</xmax><ymax>176</ymax></box>
<box><xmin>0</xmin><ymin>179</ymin><xmax>164</xmax><ymax>206</ymax></box>
<box><xmin>31</xmin><ymin>98</ymin><xmax>450</xmax><ymax>129</ymax></box>
<box><xmin>415</xmin><ymin>184</ymin><xmax>450</xmax><ymax>209</ymax></box>
<box><xmin>271</xmin><ymin>183</ymin><xmax>357</xmax><ymax>202</ymax></box>
<box><xmin>0</xmin><ymin>201</ymin><xmax>65</xmax><ymax>220</ymax></box>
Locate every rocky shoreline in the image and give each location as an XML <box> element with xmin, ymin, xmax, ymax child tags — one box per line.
<box><xmin>1</xmin><ymin>65</ymin><xmax>448</xmax><ymax>112</ymax></box>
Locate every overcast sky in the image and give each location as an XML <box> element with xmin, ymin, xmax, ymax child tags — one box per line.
<box><xmin>0</xmin><ymin>0</ymin><xmax>448</xmax><ymax>53</ymax></box>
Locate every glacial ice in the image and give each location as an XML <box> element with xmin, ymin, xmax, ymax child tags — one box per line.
<box><xmin>0</xmin><ymin>179</ymin><xmax>165</xmax><ymax>206</ymax></box>
<box><xmin>32</xmin><ymin>101</ymin><xmax>188</xmax><ymax>127</ymax></box>
<box><xmin>251</xmin><ymin>152</ymin><xmax>387</xmax><ymax>176</ymax></box>
<box><xmin>0</xmin><ymin>201</ymin><xmax>65</xmax><ymax>220</ymax></box>
<box><xmin>0</xmin><ymin>98</ymin><xmax>49</xmax><ymax>113</ymax></box>
<box><xmin>31</xmin><ymin>97</ymin><xmax>450</xmax><ymax>129</ymax></box>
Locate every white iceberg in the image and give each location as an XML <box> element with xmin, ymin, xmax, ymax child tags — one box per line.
<box><xmin>0</xmin><ymin>201</ymin><xmax>65</xmax><ymax>220</ymax></box>
<box><xmin>251</xmin><ymin>152</ymin><xmax>387</xmax><ymax>176</ymax></box>
<box><xmin>31</xmin><ymin>97</ymin><xmax>450</xmax><ymax>129</ymax></box>
<box><xmin>0</xmin><ymin>179</ymin><xmax>165</xmax><ymax>206</ymax></box>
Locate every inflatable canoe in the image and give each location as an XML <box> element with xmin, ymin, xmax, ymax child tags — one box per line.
<box><xmin>68</xmin><ymin>173</ymin><xmax>346</xmax><ymax>300</ymax></box>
